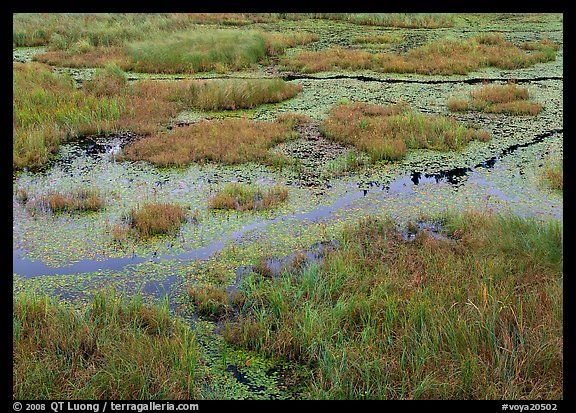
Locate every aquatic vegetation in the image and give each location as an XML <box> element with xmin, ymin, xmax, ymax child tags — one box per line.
<box><xmin>120</xmin><ymin>118</ymin><xmax>299</xmax><ymax>167</ymax></box>
<box><xmin>168</xmin><ymin>78</ymin><xmax>302</xmax><ymax>111</ymax></box>
<box><xmin>352</xmin><ymin>34</ymin><xmax>404</xmax><ymax>44</ymax></box>
<box><xmin>187</xmin><ymin>284</ymin><xmax>232</xmax><ymax>319</ymax></box>
<box><xmin>208</xmin><ymin>183</ymin><xmax>289</xmax><ymax>212</ymax></box>
<box><xmin>282</xmin><ymin>33</ymin><xmax>558</xmax><ymax>74</ymax></box>
<box><xmin>25</xmin><ymin>187</ymin><xmax>105</xmax><ymax>214</ymax></box>
<box><xmin>541</xmin><ymin>156</ymin><xmax>563</xmax><ymax>191</ymax></box>
<box><xmin>12</xmin><ymin>12</ymin><xmax>563</xmax><ymax>401</ymax></box>
<box><xmin>128</xmin><ymin>203</ymin><xmax>188</xmax><ymax>238</ymax></box>
<box><xmin>13</xmin><ymin>290</ymin><xmax>204</xmax><ymax>399</ymax></box>
<box><xmin>222</xmin><ymin>211</ymin><xmax>563</xmax><ymax>399</ymax></box>
<box><xmin>320</xmin><ymin>101</ymin><xmax>491</xmax><ymax>162</ymax></box>
<box><xmin>448</xmin><ymin>83</ymin><xmax>543</xmax><ymax>115</ymax></box>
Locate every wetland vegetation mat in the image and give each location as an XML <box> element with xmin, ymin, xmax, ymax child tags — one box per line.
<box><xmin>13</xmin><ymin>13</ymin><xmax>563</xmax><ymax>400</ymax></box>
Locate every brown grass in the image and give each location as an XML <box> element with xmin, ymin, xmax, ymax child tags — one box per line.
<box><xmin>448</xmin><ymin>83</ymin><xmax>543</xmax><ymax>115</ymax></box>
<box><xmin>120</xmin><ymin>118</ymin><xmax>298</xmax><ymax>167</ymax></box>
<box><xmin>320</xmin><ymin>101</ymin><xmax>491</xmax><ymax>162</ymax></box>
<box><xmin>128</xmin><ymin>203</ymin><xmax>187</xmax><ymax>238</ymax></box>
<box><xmin>208</xmin><ymin>183</ymin><xmax>289</xmax><ymax>212</ymax></box>
<box><xmin>282</xmin><ymin>34</ymin><xmax>558</xmax><ymax>74</ymax></box>
<box><xmin>25</xmin><ymin>188</ymin><xmax>105</xmax><ymax>214</ymax></box>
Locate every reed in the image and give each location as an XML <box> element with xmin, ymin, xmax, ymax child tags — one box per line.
<box><xmin>13</xmin><ymin>290</ymin><xmax>204</xmax><ymax>399</ymax></box>
<box><xmin>222</xmin><ymin>210</ymin><xmax>563</xmax><ymax>399</ymax></box>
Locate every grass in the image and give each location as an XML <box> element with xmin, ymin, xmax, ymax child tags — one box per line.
<box><xmin>33</xmin><ymin>28</ymin><xmax>318</xmax><ymax>74</ymax></box>
<box><xmin>222</xmin><ymin>210</ymin><xmax>563</xmax><ymax>399</ymax></box>
<box><xmin>167</xmin><ymin>78</ymin><xmax>302</xmax><ymax>111</ymax></box>
<box><xmin>308</xmin><ymin>13</ymin><xmax>454</xmax><ymax>28</ymax></box>
<box><xmin>282</xmin><ymin>34</ymin><xmax>559</xmax><ymax>74</ymax></box>
<box><xmin>23</xmin><ymin>187</ymin><xmax>105</xmax><ymax>214</ymax></box>
<box><xmin>320</xmin><ymin>101</ymin><xmax>491</xmax><ymax>162</ymax></box>
<box><xmin>13</xmin><ymin>290</ymin><xmax>204</xmax><ymax>399</ymax></box>
<box><xmin>13</xmin><ymin>62</ymin><xmax>301</xmax><ymax>171</ymax></box>
<box><xmin>13</xmin><ymin>62</ymin><xmax>186</xmax><ymax>171</ymax></box>
<box><xmin>541</xmin><ymin>156</ymin><xmax>563</xmax><ymax>191</ymax></box>
<box><xmin>448</xmin><ymin>83</ymin><xmax>543</xmax><ymax>115</ymax></box>
<box><xmin>13</xmin><ymin>13</ymin><xmax>282</xmax><ymax>48</ymax></box>
<box><xmin>120</xmin><ymin>118</ymin><xmax>299</xmax><ymax>167</ymax></box>
<box><xmin>187</xmin><ymin>284</ymin><xmax>234</xmax><ymax>319</ymax></box>
<box><xmin>128</xmin><ymin>203</ymin><xmax>188</xmax><ymax>238</ymax></box>
<box><xmin>13</xmin><ymin>62</ymin><xmax>126</xmax><ymax>170</ymax></box>
<box><xmin>208</xmin><ymin>183</ymin><xmax>289</xmax><ymax>212</ymax></box>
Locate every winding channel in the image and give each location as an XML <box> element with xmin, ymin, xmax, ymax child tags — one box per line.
<box><xmin>13</xmin><ymin>128</ymin><xmax>562</xmax><ymax>278</ymax></box>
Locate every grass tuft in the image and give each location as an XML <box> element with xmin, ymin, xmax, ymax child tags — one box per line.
<box><xmin>448</xmin><ymin>83</ymin><xmax>543</xmax><ymax>115</ymax></box>
<box><xmin>208</xmin><ymin>183</ymin><xmax>288</xmax><ymax>212</ymax></box>
<box><xmin>320</xmin><ymin>101</ymin><xmax>490</xmax><ymax>162</ymax></box>
<box><xmin>128</xmin><ymin>203</ymin><xmax>188</xmax><ymax>238</ymax></box>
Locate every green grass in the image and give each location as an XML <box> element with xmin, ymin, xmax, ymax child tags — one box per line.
<box><xmin>13</xmin><ymin>290</ymin><xmax>204</xmax><ymax>399</ymax></box>
<box><xmin>13</xmin><ymin>62</ymin><xmax>125</xmax><ymax>170</ymax></box>
<box><xmin>208</xmin><ymin>183</ymin><xmax>289</xmax><ymax>212</ymax></box>
<box><xmin>320</xmin><ymin>101</ymin><xmax>491</xmax><ymax>162</ymax></box>
<box><xmin>222</xmin><ymin>210</ymin><xmax>563</xmax><ymax>399</ymax></box>
<box><xmin>12</xmin><ymin>13</ymin><xmax>280</xmax><ymax>48</ymax></box>
<box><xmin>33</xmin><ymin>27</ymin><xmax>318</xmax><ymax>74</ymax></box>
<box><xmin>448</xmin><ymin>83</ymin><xmax>543</xmax><ymax>115</ymax></box>
<box><xmin>168</xmin><ymin>78</ymin><xmax>302</xmax><ymax>111</ymax></box>
<box><xmin>308</xmin><ymin>13</ymin><xmax>455</xmax><ymax>28</ymax></box>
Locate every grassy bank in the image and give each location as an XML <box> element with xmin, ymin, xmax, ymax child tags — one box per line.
<box><xmin>320</xmin><ymin>101</ymin><xmax>490</xmax><ymax>162</ymax></box>
<box><xmin>221</xmin><ymin>210</ymin><xmax>563</xmax><ymax>399</ymax></box>
<box><xmin>13</xmin><ymin>62</ymin><xmax>126</xmax><ymax>170</ymax></box>
<box><xmin>13</xmin><ymin>290</ymin><xmax>204</xmax><ymax>399</ymax></box>
<box><xmin>33</xmin><ymin>28</ymin><xmax>318</xmax><ymax>74</ymax></box>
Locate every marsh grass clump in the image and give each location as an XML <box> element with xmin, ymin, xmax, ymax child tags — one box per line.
<box><xmin>448</xmin><ymin>83</ymin><xmax>543</xmax><ymax>115</ymax></box>
<box><xmin>121</xmin><ymin>118</ymin><xmax>299</xmax><ymax>167</ymax></box>
<box><xmin>222</xmin><ymin>211</ymin><xmax>563</xmax><ymax>399</ymax></box>
<box><xmin>13</xmin><ymin>290</ymin><xmax>204</xmax><ymax>399</ymax></box>
<box><xmin>169</xmin><ymin>78</ymin><xmax>302</xmax><ymax>111</ymax></box>
<box><xmin>282</xmin><ymin>33</ymin><xmax>558</xmax><ymax>74</ymax></box>
<box><xmin>128</xmin><ymin>203</ymin><xmax>187</xmax><ymax>238</ymax></box>
<box><xmin>208</xmin><ymin>183</ymin><xmax>288</xmax><ymax>212</ymax></box>
<box><xmin>320</xmin><ymin>101</ymin><xmax>490</xmax><ymax>162</ymax></box>
<box><xmin>187</xmin><ymin>284</ymin><xmax>231</xmax><ymax>319</ymax></box>
<box><xmin>541</xmin><ymin>156</ymin><xmax>563</xmax><ymax>191</ymax></box>
<box><xmin>25</xmin><ymin>187</ymin><xmax>105</xmax><ymax>214</ymax></box>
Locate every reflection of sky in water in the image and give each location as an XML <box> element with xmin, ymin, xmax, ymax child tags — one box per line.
<box><xmin>13</xmin><ymin>126</ymin><xmax>562</xmax><ymax>280</ymax></box>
